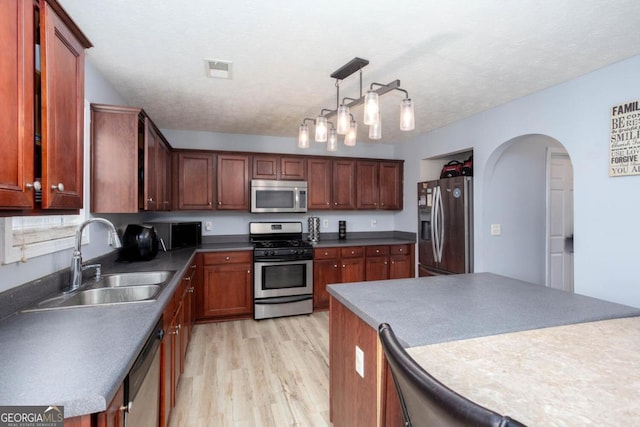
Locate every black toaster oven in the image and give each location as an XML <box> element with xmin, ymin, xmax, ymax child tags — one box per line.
<box><xmin>147</xmin><ymin>221</ymin><xmax>201</xmax><ymax>250</ymax></box>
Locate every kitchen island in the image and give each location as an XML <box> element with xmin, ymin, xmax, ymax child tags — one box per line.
<box><xmin>327</xmin><ymin>273</ymin><xmax>640</xmax><ymax>427</ymax></box>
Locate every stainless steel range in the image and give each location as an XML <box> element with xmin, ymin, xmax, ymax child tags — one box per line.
<box><xmin>250</xmin><ymin>222</ymin><xmax>313</xmax><ymax>320</ymax></box>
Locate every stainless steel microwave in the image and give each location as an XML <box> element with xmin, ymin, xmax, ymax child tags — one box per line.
<box><xmin>250</xmin><ymin>180</ymin><xmax>308</xmax><ymax>213</ymax></box>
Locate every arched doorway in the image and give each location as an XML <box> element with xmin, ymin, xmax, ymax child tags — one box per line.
<box><xmin>482</xmin><ymin>134</ymin><xmax>573</xmax><ymax>289</ymax></box>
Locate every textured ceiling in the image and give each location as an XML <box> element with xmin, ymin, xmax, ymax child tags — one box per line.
<box><xmin>59</xmin><ymin>0</ymin><xmax>640</xmax><ymax>145</ymax></box>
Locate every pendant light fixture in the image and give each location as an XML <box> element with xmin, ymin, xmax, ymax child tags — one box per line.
<box><xmin>296</xmin><ymin>57</ymin><xmax>415</xmax><ymax>151</ymax></box>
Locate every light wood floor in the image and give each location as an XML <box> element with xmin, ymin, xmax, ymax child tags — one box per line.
<box><xmin>169</xmin><ymin>311</ymin><xmax>331</xmax><ymax>426</ymax></box>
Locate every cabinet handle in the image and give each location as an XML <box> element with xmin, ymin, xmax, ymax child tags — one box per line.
<box><xmin>384</xmin><ymin>261</ymin><xmax>388</xmax><ymax>265</ymax></box>
<box><xmin>381</xmin><ymin>203</ymin><xmax>385</xmax><ymax>206</ymax></box>
<box><xmin>225</xmin><ymin>256</ymin><xmax>230</xmax><ymax>261</ymax></box>
<box><xmin>399</xmin><ymin>248</ymin><xmax>404</xmax><ymax>252</ymax></box>
<box><xmin>208</xmin><ymin>202</ymin><xmax>212</xmax><ymax>206</ymax></box>
<box><xmin>334</xmin><ymin>202</ymin><xmax>338</xmax><ymax>206</ymax></box>
<box><xmin>120</xmin><ymin>402</ymin><xmax>133</xmax><ymax>413</ymax></box>
<box><xmin>147</xmin><ymin>197</ymin><xmax>154</xmax><ymax>202</ymax></box>
<box><xmin>51</xmin><ymin>183</ymin><xmax>64</xmax><ymax>191</ymax></box>
<box><xmin>333</xmin><ymin>264</ymin><xmax>338</xmax><ymax>268</ymax></box>
<box><xmin>218</xmin><ymin>201</ymin><xmax>222</xmax><ymax>205</ymax></box>
<box><xmin>247</xmin><ymin>270</ymin><xmax>251</xmax><ymax>274</ymax></box>
<box><xmin>342</xmin><ymin>264</ymin><xmax>345</xmax><ymax>268</ymax></box>
<box><xmin>188</xmin><ymin>287</ymin><xmax>195</xmax><ymax>293</ymax></box>
<box><xmin>326</xmin><ymin>202</ymin><xmax>330</xmax><ymax>206</ymax></box>
<box><xmin>376</xmin><ymin>249</ymin><xmax>380</xmax><ymax>253</ymax></box>
<box><xmin>26</xmin><ymin>181</ymin><xmax>42</xmax><ymax>191</ymax></box>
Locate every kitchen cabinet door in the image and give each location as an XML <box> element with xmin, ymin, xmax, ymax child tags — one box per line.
<box><xmin>313</xmin><ymin>257</ymin><xmax>340</xmax><ymax>310</ymax></box>
<box><xmin>340</xmin><ymin>257</ymin><xmax>365</xmax><ymax>283</ymax></box>
<box><xmin>365</xmin><ymin>256</ymin><xmax>389</xmax><ymax>281</ymax></box>
<box><xmin>356</xmin><ymin>160</ymin><xmax>379</xmax><ymax>209</ymax></box>
<box><xmin>174</xmin><ymin>150</ymin><xmax>214</xmax><ymax>210</ymax></box>
<box><xmin>200</xmin><ymin>251</ymin><xmax>253</xmax><ymax>320</ymax></box>
<box><xmin>332</xmin><ymin>159</ymin><xmax>356</xmax><ymax>209</ymax></box>
<box><xmin>1</xmin><ymin>0</ymin><xmax>90</xmax><ymax>212</ymax></box>
<box><xmin>252</xmin><ymin>155</ymin><xmax>278</xmax><ymax>180</ymax></box>
<box><xmin>39</xmin><ymin>0</ymin><xmax>89</xmax><ymax>209</ymax></box>
<box><xmin>217</xmin><ymin>154</ymin><xmax>249</xmax><ymax>210</ymax></box>
<box><xmin>0</xmin><ymin>0</ymin><xmax>35</xmax><ymax>209</ymax></box>
<box><xmin>144</xmin><ymin>119</ymin><xmax>158</xmax><ymax>210</ymax></box>
<box><xmin>157</xmin><ymin>135</ymin><xmax>172</xmax><ymax>211</ymax></box>
<box><xmin>389</xmin><ymin>244</ymin><xmax>412</xmax><ymax>279</ymax></box>
<box><xmin>308</xmin><ymin>157</ymin><xmax>332</xmax><ymax>210</ymax></box>
<box><xmin>379</xmin><ymin>160</ymin><xmax>403</xmax><ymax>210</ymax></box>
<box><xmin>280</xmin><ymin>156</ymin><xmax>306</xmax><ymax>180</ymax></box>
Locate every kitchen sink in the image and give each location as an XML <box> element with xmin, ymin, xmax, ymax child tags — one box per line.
<box><xmin>23</xmin><ymin>270</ymin><xmax>175</xmax><ymax>312</ymax></box>
<box><xmin>100</xmin><ymin>271</ymin><xmax>174</xmax><ymax>287</ymax></box>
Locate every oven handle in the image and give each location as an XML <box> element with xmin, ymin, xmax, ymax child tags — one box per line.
<box><xmin>254</xmin><ymin>295</ymin><xmax>313</xmax><ymax>304</ymax></box>
<box><xmin>254</xmin><ymin>258</ymin><xmax>313</xmax><ymax>264</ymax></box>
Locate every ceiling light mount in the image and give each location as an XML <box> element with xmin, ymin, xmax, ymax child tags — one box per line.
<box><xmin>297</xmin><ymin>57</ymin><xmax>415</xmax><ymax>150</ymax></box>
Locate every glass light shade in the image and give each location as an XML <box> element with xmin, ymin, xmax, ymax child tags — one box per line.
<box><xmin>327</xmin><ymin>128</ymin><xmax>338</xmax><ymax>151</ymax></box>
<box><xmin>298</xmin><ymin>124</ymin><xmax>310</xmax><ymax>148</ymax></box>
<box><xmin>315</xmin><ymin>116</ymin><xmax>328</xmax><ymax>142</ymax></box>
<box><xmin>344</xmin><ymin>121</ymin><xmax>357</xmax><ymax>146</ymax></box>
<box><xmin>368</xmin><ymin>113</ymin><xmax>382</xmax><ymax>140</ymax></box>
<box><xmin>400</xmin><ymin>98</ymin><xmax>415</xmax><ymax>131</ymax></box>
<box><xmin>363</xmin><ymin>91</ymin><xmax>379</xmax><ymax>125</ymax></box>
<box><xmin>337</xmin><ymin>104</ymin><xmax>350</xmax><ymax>135</ymax></box>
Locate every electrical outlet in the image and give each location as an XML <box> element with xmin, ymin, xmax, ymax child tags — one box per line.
<box><xmin>371</xmin><ymin>220</ymin><xmax>377</xmax><ymax>228</ymax></box>
<box><xmin>323</xmin><ymin>219</ymin><xmax>329</xmax><ymax>228</ymax></box>
<box><xmin>205</xmin><ymin>221</ymin><xmax>213</xmax><ymax>231</ymax></box>
<box><xmin>355</xmin><ymin>346</ymin><xmax>364</xmax><ymax>378</ymax></box>
<box><xmin>491</xmin><ymin>224</ymin><xmax>501</xmax><ymax>236</ymax></box>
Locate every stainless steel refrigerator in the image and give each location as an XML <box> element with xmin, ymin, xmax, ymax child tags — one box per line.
<box><xmin>418</xmin><ymin>176</ymin><xmax>473</xmax><ymax>276</ymax></box>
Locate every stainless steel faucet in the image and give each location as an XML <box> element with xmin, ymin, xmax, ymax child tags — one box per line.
<box><xmin>68</xmin><ymin>218</ymin><xmax>122</xmax><ymax>292</ymax></box>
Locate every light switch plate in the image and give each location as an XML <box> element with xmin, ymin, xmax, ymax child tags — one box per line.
<box><xmin>355</xmin><ymin>346</ymin><xmax>364</xmax><ymax>378</ymax></box>
<box><xmin>491</xmin><ymin>223</ymin><xmax>501</xmax><ymax>236</ymax></box>
<box><xmin>205</xmin><ymin>221</ymin><xmax>213</xmax><ymax>231</ymax></box>
<box><xmin>323</xmin><ymin>219</ymin><xmax>329</xmax><ymax>228</ymax></box>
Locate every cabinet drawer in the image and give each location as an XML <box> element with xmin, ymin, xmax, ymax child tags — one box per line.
<box><xmin>314</xmin><ymin>247</ymin><xmax>340</xmax><ymax>260</ymax></box>
<box><xmin>341</xmin><ymin>246</ymin><xmax>364</xmax><ymax>258</ymax></box>
<box><xmin>202</xmin><ymin>251</ymin><xmax>252</xmax><ymax>265</ymax></box>
<box><xmin>390</xmin><ymin>244</ymin><xmax>410</xmax><ymax>255</ymax></box>
<box><xmin>366</xmin><ymin>245</ymin><xmax>389</xmax><ymax>257</ymax></box>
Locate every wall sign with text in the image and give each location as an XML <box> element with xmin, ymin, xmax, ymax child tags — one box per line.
<box><xmin>610</xmin><ymin>99</ymin><xmax>640</xmax><ymax>177</ymax></box>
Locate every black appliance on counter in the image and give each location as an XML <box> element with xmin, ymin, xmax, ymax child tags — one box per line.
<box><xmin>147</xmin><ymin>221</ymin><xmax>201</xmax><ymax>250</ymax></box>
<box><xmin>250</xmin><ymin>222</ymin><xmax>314</xmax><ymax>320</ymax></box>
<box><xmin>120</xmin><ymin>224</ymin><xmax>159</xmax><ymax>261</ymax></box>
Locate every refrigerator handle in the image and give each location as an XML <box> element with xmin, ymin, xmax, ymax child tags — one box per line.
<box><xmin>437</xmin><ymin>185</ymin><xmax>445</xmax><ymax>263</ymax></box>
<box><xmin>431</xmin><ymin>187</ymin><xmax>438</xmax><ymax>262</ymax></box>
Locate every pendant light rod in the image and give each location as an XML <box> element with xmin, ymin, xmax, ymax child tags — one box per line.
<box><xmin>321</xmin><ymin>79</ymin><xmax>401</xmax><ymax>120</ymax></box>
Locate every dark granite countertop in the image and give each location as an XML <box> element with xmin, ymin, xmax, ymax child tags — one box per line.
<box><xmin>327</xmin><ymin>273</ymin><xmax>640</xmax><ymax>348</ymax></box>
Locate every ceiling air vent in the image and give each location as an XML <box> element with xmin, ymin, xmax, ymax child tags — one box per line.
<box><xmin>205</xmin><ymin>59</ymin><xmax>232</xmax><ymax>79</ymax></box>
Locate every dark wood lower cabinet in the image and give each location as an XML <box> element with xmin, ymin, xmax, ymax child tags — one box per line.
<box><xmin>315</xmin><ymin>244</ymin><xmax>414</xmax><ymax>310</ymax></box>
<box><xmin>198</xmin><ymin>251</ymin><xmax>253</xmax><ymax>321</ymax></box>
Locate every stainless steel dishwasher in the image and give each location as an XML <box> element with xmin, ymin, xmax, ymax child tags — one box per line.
<box><xmin>125</xmin><ymin>319</ymin><xmax>163</xmax><ymax>427</ymax></box>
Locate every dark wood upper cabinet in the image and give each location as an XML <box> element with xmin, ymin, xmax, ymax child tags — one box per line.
<box><xmin>332</xmin><ymin>159</ymin><xmax>357</xmax><ymax>209</ymax></box>
<box><xmin>307</xmin><ymin>157</ymin><xmax>332</xmax><ymax>210</ymax></box>
<box><xmin>40</xmin><ymin>0</ymin><xmax>90</xmax><ymax>209</ymax></box>
<box><xmin>357</xmin><ymin>160</ymin><xmax>403</xmax><ymax>210</ymax></box>
<box><xmin>252</xmin><ymin>154</ymin><xmax>306</xmax><ymax>180</ymax></box>
<box><xmin>173</xmin><ymin>150</ymin><xmax>214</xmax><ymax>210</ymax></box>
<box><xmin>217</xmin><ymin>153</ymin><xmax>250</xmax><ymax>210</ymax></box>
<box><xmin>0</xmin><ymin>0</ymin><xmax>34</xmax><ymax>209</ymax></box>
<box><xmin>356</xmin><ymin>160</ymin><xmax>379</xmax><ymax>209</ymax></box>
<box><xmin>379</xmin><ymin>160</ymin><xmax>403</xmax><ymax>210</ymax></box>
<box><xmin>91</xmin><ymin>105</ymin><xmax>172</xmax><ymax>212</ymax></box>
<box><xmin>0</xmin><ymin>0</ymin><xmax>91</xmax><ymax>212</ymax></box>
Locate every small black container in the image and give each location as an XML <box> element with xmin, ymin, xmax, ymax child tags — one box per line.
<box><xmin>338</xmin><ymin>220</ymin><xmax>347</xmax><ymax>240</ymax></box>
<box><xmin>120</xmin><ymin>224</ymin><xmax>159</xmax><ymax>261</ymax></box>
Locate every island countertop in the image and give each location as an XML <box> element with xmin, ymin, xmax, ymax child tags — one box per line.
<box><xmin>408</xmin><ymin>316</ymin><xmax>640</xmax><ymax>425</ymax></box>
<box><xmin>326</xmin><ymin>272</ymin><xmax>640</xmax><ymax>347</ymax></box>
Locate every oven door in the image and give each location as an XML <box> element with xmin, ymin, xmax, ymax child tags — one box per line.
<box><xmin>254</xmin><ymin>259</ymin><xmax>313</xmax><ymax>299</ymax></box>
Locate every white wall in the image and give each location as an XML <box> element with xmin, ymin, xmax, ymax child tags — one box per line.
<box><xmin>396</xmin><ymin>55</ymin><xmax>640</xmax><ymax>307</ymax></box>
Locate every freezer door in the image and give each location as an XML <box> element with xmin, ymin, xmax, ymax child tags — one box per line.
<box><xmin>438</xmin><ymin>176</ymin><xmax>472</xmax><ymax>274</ymax></box>
<box><xmin>417</xmin><ymin>181</ymin><xmax>437</xmax><ymax>269</ymax></box>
